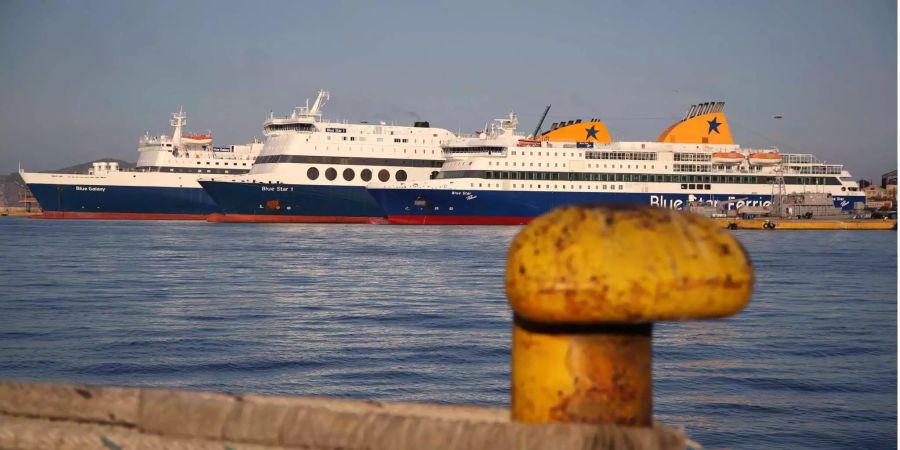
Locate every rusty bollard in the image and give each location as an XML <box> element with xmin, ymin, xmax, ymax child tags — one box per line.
<box><xmin>505</xmin><ymin>204</ymin><xmax>754</xmax><ymax>426</ymax></box>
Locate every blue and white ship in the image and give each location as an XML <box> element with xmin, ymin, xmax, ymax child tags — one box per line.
<box><xmin>21</xmin><ymin>110</ymin><xmax>262</xmax><ymax>219</ymax></box>
<box><xmin>198</xmin><ymin>90</ymin><xmax>455</xmax><ymax>223</ymax></box>
<box><xmin>366</xmin><ymin>103</ymin><xmax>866</xmax><ymax>225</ymax></box>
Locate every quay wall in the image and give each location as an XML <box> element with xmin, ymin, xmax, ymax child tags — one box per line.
<box><xmin>0</xmin><ymin>381</ymin><xmax>688</xmax><ymax>450</ymax></box>
<box><xmin>713</xmin><ymin>217</ymin><xmax>897</xmax><ymax>230</ymax></box>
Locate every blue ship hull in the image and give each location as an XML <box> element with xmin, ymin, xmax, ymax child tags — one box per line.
<box><xmin>367</xmin><ymin>187</ymin><xmax>866</xmax><ymax>225</ymax></box>
<box><xmin>199</xmin><ymin>180</ymin><xmax>384</xmax><ymax>223</ymax></box>
<box><xmin>26</xmin><ymin>183</ymin><xmax>218</xmax><ymax>220</ymax></box>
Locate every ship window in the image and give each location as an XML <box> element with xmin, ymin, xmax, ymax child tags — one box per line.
<box><xmin>705</xmin><ymin>184</ymin><xmax>711</xmax><ymax>190</ymax></box>
<box><xmin>326</xmin><ymin>167</ymin><xmax>337</xmax><ymax>181</ymax></box>
<box><xmin>307</xmin><ymin>167</ymin><xmax>319</xmax><ymax>180</ymax></box>
<box><xmin>343</xmin><ymin>168</ymin><xmax>355</xmax><ymax>181</ymax></box>
<box><xmin>378</xmin><ymin>169</ymin><xmax>390</xmax><ymax>182</ymax></box>
<box><xmin>681</xmin><ymin>184</ymin><xmax>687</xmax><ymax>189</ymax></box>
<box><xmin>396</xmin><ymin>170</ymin><xmax>408</xmax><ymax>181</ymax></box>
<box><xmin>360</xmin><ymin>169</ymin><xmax>372</xmax><ymax>181</ymax></box>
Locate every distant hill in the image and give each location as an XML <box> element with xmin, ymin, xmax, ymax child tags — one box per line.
<box><xmin>0</xmin><ymin>159</ymin><xmax>135</xmax><ymax>207</ymax></box>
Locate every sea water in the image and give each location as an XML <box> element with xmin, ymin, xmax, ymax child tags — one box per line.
<box><xmin>0</xmin><ymin>218</ymin><xmax>895</xmax><ymax>449</ymax></box>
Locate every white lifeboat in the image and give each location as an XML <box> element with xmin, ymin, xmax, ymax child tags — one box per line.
<box><xmin>182</xmin><ymin>134</ymin><xmax>213</xmax><ymax>145</ymax></box>
<box><xmin>711</xmin><ymin>152</ymin><xmax>744</xmax><ymax>165</ymax></box>
<box><xmin>748</xmin><ymin>153</ymin><xmax>782</xmax><ymax>165</ymax></box>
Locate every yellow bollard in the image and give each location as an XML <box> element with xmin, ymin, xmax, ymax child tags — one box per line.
<box><xmin>505</xmin><ymin>204</ymin><xmax>754</xmax><ymax>426</ymax></box>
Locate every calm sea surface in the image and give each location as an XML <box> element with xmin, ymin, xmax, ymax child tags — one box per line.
<box><xmin>0</xmin><ymin>218</ymin><xmax>895</xmax><ymax>449</ymax></box>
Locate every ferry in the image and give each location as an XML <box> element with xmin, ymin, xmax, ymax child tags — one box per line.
<box><xmin>198</xmin><ymin>90</ymin><xmax>455</xmax><ymax>223</ymax></box>
<box><xmin>366</xmin><ymin>102</ymin><xmax>865</xmax><ymax>225</ymax></box>
<box><xmin>21</xmin><ymin>109</ymin><xmax>262</xmax><ymax>220</ymax></box>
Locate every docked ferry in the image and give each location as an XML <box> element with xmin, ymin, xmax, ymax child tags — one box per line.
<box><xmin>198</xmin><ymin>90</ymin><xmax>455</xmax><ymax>223</ymax></box>
<box><xmin>366</xmin><ymin>102</ymin><xmax>865</xmax><ymax>225</ymax></box>
<box><xmin>21</xmin><ymin>109</ymin><xmax>262</xmax><ymax>220</ymax></box>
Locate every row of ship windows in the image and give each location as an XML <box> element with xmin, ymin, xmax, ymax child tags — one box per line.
<box><xmin>510</xmin><ymin>151</ymin><xmax>583</xmax><ymax>158</ymax></box>
<box><xmin>438</xmin><ymin>170</ymin><xmax>843</xmax><ymax>185</ymax></box>
<box><xmin>304</xmin><ymin>167</ymin><xmax>420</xmax><ymax>183</ymax></box>
<box><xmin>585</xmin><ymin>151</ymin><xmax>658</xmax><ymax>161</ymax></box>
<box><xmin>187</xmin><ymin>161</ymin><xmax>250</xmax><ymax>166</ymax></box>
<box><xmin>485</xmin><ymin>160</ymin><xmax>771</xmax><ymax>174</ymax></box>
<box><xmin>470</xmin><ymin>183</ymin><xmax>628</xmax><ymax>191</ymax></box>
<box><xmin>266</xmin><ymin>123</ymin><xmax>442</xmax><ymax>138</ymax></box>
<box><xmin>464</xmin><ymin>183</ymin><xmax>853</xmax><ymax>192</ymax></box>
<box><xmin>299</xmin><ymin>146</ymin><xmax>438</xmax><ymax>154</ymax></box>
<box><xmin>136</xmin><ymin>166</ymin><xmax>250</xmax><ymax>174</ymax></box>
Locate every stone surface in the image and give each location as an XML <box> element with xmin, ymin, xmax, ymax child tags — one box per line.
<box><xmin>0</xmin><ymin>381</ymin><xmax>138</xmax><ymax>425</ymax></box>
<box><xmin>0</xmin><ymin>380</ymin><xmax>688</xmax><ymax>449</ymax></box>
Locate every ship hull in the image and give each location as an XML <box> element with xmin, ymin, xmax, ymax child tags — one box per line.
<box><xmin>199</xmin><ymin>180</ymin><xmax>384</xmax><ymax>223</ymax></box>
<box><xmin>21</xmin><ymin>170</ymin><xmax>224</xmax><ymax>220</ymax></box>
<box><xmin>368</xmin><ymin>187</ymin><xmax>866</xmax><ymax>225</ymax></box>
<box><xmin>25</xmin><ymin>183</ymin><xmax>218</xmax><ymax>219</ymax></box>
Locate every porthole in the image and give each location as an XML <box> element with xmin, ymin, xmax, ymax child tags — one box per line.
<box><xmin>378</xmin><ymin>169</ymin><xmax>390</xmax><ymax>182</ymax></box>
<box><xmin>307</xmin><ymin>167</ymin><xmax>319</xmax><ymax>180</ymax></box>
<box><xmin>361</xmin><ymin>169</ymin><xmax>372</xmax><ymax>182</ymax></box>
<box><xmin>396</xmin><ymin>170</ymin><xmax>408</xmax><ymax>181</ymax></box>
<box><xmin>343</xmin><ymin>168</ymin><xmax>355</xmax><ymax>181</ymax></box>
<box><xmin>325</xmin><ymin>167</ymin><xmax>337</xmax><ymax>181</ymax></box>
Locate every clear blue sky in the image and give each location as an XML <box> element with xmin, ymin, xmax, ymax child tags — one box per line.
<box><xmin>1</xmin><ymin>0</ymin><xmax>896</xmax><ymax>181</ymax></box>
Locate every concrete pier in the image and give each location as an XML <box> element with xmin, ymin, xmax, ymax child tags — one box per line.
<box><xmin>0</xmin><ymin>381</ymin><xmax>688</xmax><ymax>450</ymax></box>
<box><xmin>713</xmin><ymin>217</ymin><xmax>897</xmax><ymax>230</ymax></box>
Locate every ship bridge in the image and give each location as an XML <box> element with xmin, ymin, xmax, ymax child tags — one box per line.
<box><xmin>263</xmin><ymin>90</ymin><xmax>329</xmax><ymax>135</ymax></box>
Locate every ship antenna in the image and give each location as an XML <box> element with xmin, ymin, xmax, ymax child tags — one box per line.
<box><xmin>170</xmin><ymin>107</ymin><xmax>187</xmax><ymax>148</ymax></box>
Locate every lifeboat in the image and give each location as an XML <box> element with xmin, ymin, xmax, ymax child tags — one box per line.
<box><xmin>182</xmin><ymin>134</ymin><xmax>213</xmax><ymax>144</ymax></box>
<box><xmin>711</xmin><ymin>152</ymin><xmax>745</xmax><ymax>165</ymax></box>
<box><xmin>748</xmin><ymin>153</ymin><xmax>782</xmax><ymax>165</ymax></box>
<box><xmin>517</xmin><ymin>139</ymin><xmax>541</xmax><ymax>147</ymax></box>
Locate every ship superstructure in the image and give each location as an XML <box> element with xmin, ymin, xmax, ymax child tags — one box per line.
<box><xmin>366</xmin><ymin>103</ymin><xmax>865</xmax><ymax>224</ymax></box>
<box><xmin>21</xmin><ymin>109</ymin><xmax>262</xmax><ymax>219</ymax></box>
<box><xmin>198</xmin><ymin>90</ymin><xmax>456</xmax><ymax>222</ymax></box>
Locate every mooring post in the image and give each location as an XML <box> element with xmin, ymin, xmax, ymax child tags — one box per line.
<box><xmin>505</xmin><ymin>204</ymin><xmax>754</xmax><ymax>426</ymax></box>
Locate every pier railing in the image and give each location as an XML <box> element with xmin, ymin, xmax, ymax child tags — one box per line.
<box><xmin>0</xmin><ymin>204</ymin><xmax>755</xmax><ymax>450</ymax></box>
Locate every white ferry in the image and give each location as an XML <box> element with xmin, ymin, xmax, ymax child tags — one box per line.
<box><xmin>21</xmin><ymin>109</ymin><xmax>262</xmax><ymax>220</ymax></box>
<box><xmin>198</xmin><ymin>90</ymin><xmax>455</xmax><ymax>223</ymax></box>
<box><xmin>366</xmin><ymin>102</ymin><xmax>865</xmax><ymax>224</ymax></box>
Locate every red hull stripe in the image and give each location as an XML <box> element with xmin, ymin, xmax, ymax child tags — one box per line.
<box><xmin>387</xmin><ymin>215</ymin><xmax>533</xmax><ymax>225</ymax></box>
<box><xmin>36</xmin><ymin>211</ymin><xmax>208</xmax><ymax>221</ymax></box>
<box><xmin>207</xmin><ymin>213</ymin><xmax>375</xmax><ymax>224</ymax></box>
